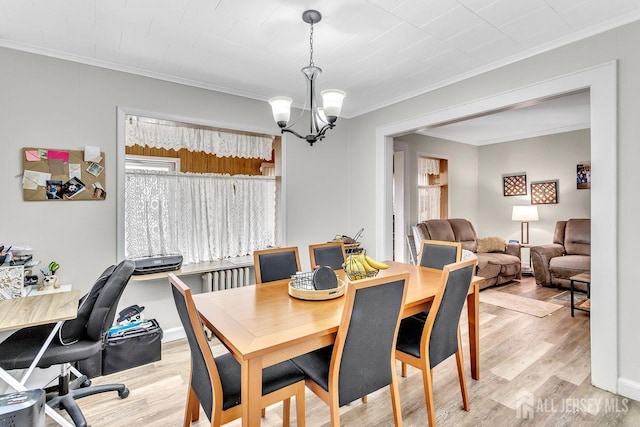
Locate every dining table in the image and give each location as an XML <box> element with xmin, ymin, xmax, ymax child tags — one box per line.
<box><xmin>192</xmin><ymin>261</ymin><xmax>484</xmax><ymax>427</ymax></box>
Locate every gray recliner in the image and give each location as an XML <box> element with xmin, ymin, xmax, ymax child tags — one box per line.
<box><xmin>530</xmin><ymin>219</ymin><xmax>590</xmax><ymax>289</ymax></box>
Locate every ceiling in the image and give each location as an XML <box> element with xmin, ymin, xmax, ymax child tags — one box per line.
<box><xmin>0</xmin><ymin>0</ymin><xmax>637</xmax><ymax>140</ymax></box>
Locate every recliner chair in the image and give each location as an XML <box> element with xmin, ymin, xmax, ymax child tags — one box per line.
<box><xmin>0</xmin><ymin>259</ymin><xmax>135</xmax><ymax>427</ymax></box>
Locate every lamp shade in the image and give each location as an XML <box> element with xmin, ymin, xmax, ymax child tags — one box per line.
<box><xmin>320</xmin><ymin>89</ymin><xmax>346</xmax><ymax>119</ymax></box>
<box><xmin>268</xmin><ymin>96</ymin><xmax>293</xmax><ymax>125</ymax></box>
<box><xmin>512</xmin><ymin>205</ymin><xmax>539</xmax><ymax>221</ymax></box>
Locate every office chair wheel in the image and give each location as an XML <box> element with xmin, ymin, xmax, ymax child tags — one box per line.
<box><xmin>81</xmin><ymin>379</ymin><xmax>92</xmax><ymax>388</ymax></box>
<box><xmin>119</xmin><ymin>388</ymin><xmax>130</xmax><ymax>399</ymax></box>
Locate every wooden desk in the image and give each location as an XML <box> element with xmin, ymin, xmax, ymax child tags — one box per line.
<box><xmin>0</xmin><ymin>290</ymin><xmax>80</xmax><ymax>331</ymax></box>
<box><xmin>0</xmin><ymin>290</ymin><xmax>80</xmax><ymax>427</ymax></box>
<box><xmin>193</xmin><ymin>261</ymin><xmax>483</xmax><ymax>427</ymax></box>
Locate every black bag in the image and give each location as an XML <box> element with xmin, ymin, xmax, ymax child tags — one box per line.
<box><xmin>102</xmin><ymin>319</ymin><xmax>163</xmax><ymax>375</ymax></box>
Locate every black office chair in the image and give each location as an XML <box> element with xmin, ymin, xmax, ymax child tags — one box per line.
<box><xmin>308</xmin><ymin>242</ymin><xmax>346</xmax><ymax>270</ymax></box>
<box><xmin>169</xmin><ymin>273</ymin><xmax>306</xmax><ymax>426</ymax></box>
<box><xmin>395</xmin><ymin>259</ymin><xmax>476</xmax><ymax>426</ymax></box>
<box><xmin>418</xmin><ymin>239</ymin><xmax>462</xmax><ymax>269</ymax></box>
<box><xmin>254</xmin><ymin>247</ymin><xmax>301</xmax><ymax>284</ymax></box>
<box><xmin>0</xmin><ymin>259</ymin><xmax>135</xmax><ymax>427</ymax></box>
<box><xmin>292</xmin><ymin>273</ymin><xmax>409</xmax><ymax>426</ymax></box>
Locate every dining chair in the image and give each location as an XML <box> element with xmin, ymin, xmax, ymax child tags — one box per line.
<box><xmin>292</xmin><ymin>272</ymin><xmax>409</xmax><ymax>427</ymax></box>
<box><xmin>406</xmin><ymin>235</ymin><xmax>418</xmax><ymax>265</ymax></box>
<box><xmin>418</xmin><ymin>239</ymin><xmax>462</xmax><ymax>269</ymax></box>
<box><xmin>169</xmin><ymin>273</ymin><xmax>307</xmax><ymax>427</ymax></box>
<box><xmin>254</xmin><ymin>247</ymin><xmax>301</xmax><ymax>284</ymax></box>
<box><xmin>308</xmin><ymin>241</ymin><xmax>346</xmax><ymax>270</ymax></box>
<box><xmin>395</xmin><ymin>258</ymin><xmax>477</xmax><ymax>426</ymax></box>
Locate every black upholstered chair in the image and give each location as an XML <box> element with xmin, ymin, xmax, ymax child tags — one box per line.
<box><xmin>0</xmin><ymin>259</ymin><xmax>135</xmax><ymax>427</ymax></box>
<box><xmin>168</xmin><ymin>274</ymin><xmax>306</xmax><ymax>427</ymax></box>
<box><xmin>308</xmin><ymin>242</ymin><xmax>346</xmax><ymax>270</ymax></box>
<box><xmin>395</xmin><ymin>258</ymin><xmax>476</xmax><ymax>426</ymax></box>
<box><xmin>418</xmin><ymin>239</ymin><xmax>462</xmax><ymax>269</ymax></box>
<box><xmin>254</xmin><ymin>247</ymin><xmax>301</xmax><ymax>284</ymax></box>
<box><xmin>292</xmin><ymin>272</ymin><xmax>409</xmax><ymax>426</ymax></box>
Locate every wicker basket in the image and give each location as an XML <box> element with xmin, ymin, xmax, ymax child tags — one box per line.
<box><xmin>288</xmin><ymin>271</ymin><xmax>346</xmax><ymax>301</ymax></box>
<box><xmin>345</xmin><ymin>270</ymin><xmax>378</xmax><ymax>281</ymax></box>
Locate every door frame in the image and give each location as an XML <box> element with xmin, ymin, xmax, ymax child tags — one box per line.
<box><xmin>374</xmin><ymin>61</ymin><xmax>618</xmax><ymax>393</ymax></box>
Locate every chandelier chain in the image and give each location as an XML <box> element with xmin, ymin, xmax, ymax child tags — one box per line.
<box><xmin>309</xmin><ymin>21</ymin><xmax>314</xmax><ymax>67</ymax></box>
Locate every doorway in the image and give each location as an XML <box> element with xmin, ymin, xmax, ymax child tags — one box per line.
<box><xmin>374</xmin><ymin>62</ymin><xmax>618</xmax><ymax>394</ymax></box>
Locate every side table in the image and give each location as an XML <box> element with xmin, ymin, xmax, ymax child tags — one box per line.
<box><xmin>520</xmin><ymin>243</ymin><xmax>533</xmax><ymax>276</ymax></box>
<box><xmin>569</xmin><ymin>272</ymin><xmax>591</xmax><ymax>317</ymax></box>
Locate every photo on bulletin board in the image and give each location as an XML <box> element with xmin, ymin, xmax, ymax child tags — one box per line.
<box><xmin>21</xmin><ymin>147</ymin><xmax>106</xmax><ymax>201</ymax></box>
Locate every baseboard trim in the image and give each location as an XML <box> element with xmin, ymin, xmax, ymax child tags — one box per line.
<box><xmin>618</xmin><ymin>377</ymin><xmax>640</xmax><ymax>402</ymax></box>
<box><xmin>162</xmin><ymin>326</ymin><xmax>186</xmax><ymax>343</ymax></box>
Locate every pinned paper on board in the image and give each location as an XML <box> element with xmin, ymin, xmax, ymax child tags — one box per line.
<box><xmin>25</xmin><ymin>150</ymin><xmax>40</xmax><ymax>161</ymax></box>
<box><xmin>22</xmin><ymin>170</ymin><xmax>51</xmax><ymax>189</ymax></box>
<box><xmin>47</xmin><ymin>150</ymin><xmax>70</xmax><ymax>163</ymax></box>
<box><xmin>69</xmin><ymin>164</ymin><xmax>82</xmax><ymax>180</ymax></box>
<box><xmin>84</xmin><ymin>145</ymin><xmax>102</xmax><ymax>162</ymax></box>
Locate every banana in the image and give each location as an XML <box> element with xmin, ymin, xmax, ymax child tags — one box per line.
<box><xmin>365</xmin><ymin>255</ymin><xmax>388</xmax><ymax>270</ymax></box>
<box><xmin>358</xmin><ymin>254</ymin><xmax>376</xmax><ymax>272</ymax></box>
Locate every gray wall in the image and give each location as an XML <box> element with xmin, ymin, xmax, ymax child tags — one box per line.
<box><xmin>396</xmin><ymin>134</ymin><xmax>480</xmax><ymax>229</ymax></box>
<box><xmin>0</xmin><ymin>47</ymin><xmax>349</xmax><ymax>332</ymax></box>
<box><xmin>477</xmin><ymin>129</ymin><xmax>591</xmax><ymax>244</ymax></box>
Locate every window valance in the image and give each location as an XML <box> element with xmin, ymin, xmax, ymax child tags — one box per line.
<box><xmin>126</xmin><ymin>118</ymin><xmax>273</xmax><ymax>160</ymax></box>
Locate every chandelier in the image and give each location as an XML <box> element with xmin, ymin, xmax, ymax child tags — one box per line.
<box><xmin>268</xmin><ymin>10</ymin><xmax>346</xmax><ymax>146</ymax></box>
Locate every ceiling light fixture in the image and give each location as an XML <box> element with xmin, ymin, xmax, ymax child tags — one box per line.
<box><xmin>268</xmin><ymin>10</ymin><xmax>346</xmax><ymax>146</ymax></box>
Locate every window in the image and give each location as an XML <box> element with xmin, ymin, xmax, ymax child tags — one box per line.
<box><xmin>417</xmin><ymin>156</ymin><xmax>448</xmax><ymax>222</ymax></box>
<box><xmin>123</xmin><ymin>115</ymin><xmax>279</xmax><ymax>264</ymax></box>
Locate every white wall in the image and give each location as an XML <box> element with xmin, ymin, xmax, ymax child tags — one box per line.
<box><xmin>0</xmin><ymin>47</ymin><xmax>348</xmax><ymax>331</ymax></box>
<box><xmin>477</xmin><ymin>129</ymin><xmax>591</xmax><ymax>244</ymax></box>
<box><xmin>348</xmin><ymin>21</ymin><xmax>640</xmax><ymax>399</ymax></box>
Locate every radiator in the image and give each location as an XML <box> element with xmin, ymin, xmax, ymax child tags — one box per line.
<box><xmin>202</xmin><ymin>267</ymin><xmax>251</xmax><ymax>292</ymax></box>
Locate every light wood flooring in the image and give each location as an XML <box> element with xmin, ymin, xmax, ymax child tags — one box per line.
<box><xmin>46</xmin><ymin>277</ymin><xmax>640</xmax><ymax>426</ymax></box>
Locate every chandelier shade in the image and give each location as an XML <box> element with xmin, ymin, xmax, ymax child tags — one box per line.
<box><xmin>268</xmin><ymin>10</ymin><xmax>346</xmax><ymax>146</ymax></box>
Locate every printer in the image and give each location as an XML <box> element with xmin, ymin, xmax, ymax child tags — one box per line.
<box><xmin>129</xmin><ymin>253</ymin><xmax>183</xmax><ymax>275</ymax></box>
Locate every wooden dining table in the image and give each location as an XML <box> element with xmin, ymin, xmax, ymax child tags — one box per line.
<box><xmin>192</xmin><ymin>261</ymin><xmax>483</xmax><ymax>427</ymax></box>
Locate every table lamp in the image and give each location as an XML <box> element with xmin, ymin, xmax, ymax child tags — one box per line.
<box><xmin>512</xmin><ymin>205</ymin><xmax>539</xmax><ymax>244</ymax></box>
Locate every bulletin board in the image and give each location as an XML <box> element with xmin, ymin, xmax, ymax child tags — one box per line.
<box><xmin>21</xmin><ymin>147</ymin><xmax>107</xmax><ymax>201</ymax></box>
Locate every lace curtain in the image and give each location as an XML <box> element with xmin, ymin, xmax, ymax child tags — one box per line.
<box><xmin>417</xmin><ymin>157</ymin><xmax>440</xmax><ymax>185</ymax></box>
<box><xmin>126</xmin><ymin>118</ymin><xmax>273</xmax><ymax>160</ymax></box>
<box><xmin>125</xmin><ymin>170</ymin><xmax>276</xmax><ymax>264</ymax></box>
<box><xmin>418</xmin><ymin>186</ymin><xmax>441</xmax><ymax>222</ymax></box>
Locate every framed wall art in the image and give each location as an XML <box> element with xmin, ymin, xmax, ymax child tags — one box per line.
<box><xmin>577</xmin><ymin>162</ymin><xmax>591</xmax><ymax>189</ymax></box>
<box><xmin>503</xmin><ymin>173</ymin><xmax>527</xmax><ymax>196</ymax></box>
<box><xmin>531</xmin><ymin>180</ymin><xmax>558</xmax><ymax>205</ymax></box>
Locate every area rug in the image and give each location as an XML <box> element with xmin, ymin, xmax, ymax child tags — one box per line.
<box><xmin>479</xmin><ymin>289</ymin><xmax>564</xmax><ymax>317</ymax></box>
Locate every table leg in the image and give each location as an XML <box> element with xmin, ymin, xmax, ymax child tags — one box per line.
<box><xmin>467</xmin><ymin>282</ymin><xmax>480</xmax><ymax>380</ymax></box>
<box><xmin>241</xmin><ymin>357</ymin><xmax>263</xmax><ymax>427</ymax></box>
<box><xmin>570</xmin><ymin>279</ymin><xmax>576</xmax><ymax>317</ymax></box>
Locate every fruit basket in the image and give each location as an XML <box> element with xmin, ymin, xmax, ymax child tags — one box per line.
<box><xmin>342</xmin><ymin>251</ymin><xmax>388</xmax><ymax>281</ymax></box>
<box><xmin>345</xmin><ymin>269</ymin><xmax>378</xmax><ymax>281</ymax></box>
<box><xmin>288</xmin><ymin>271</ymin><xmax>346</xmax><ymax>301</ymax></box>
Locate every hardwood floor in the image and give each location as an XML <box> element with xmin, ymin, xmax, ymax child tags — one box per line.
<box><xmin>47</xmin><ymin>277</ymin><xmax>640</xmax><ymax>426</ymax></box>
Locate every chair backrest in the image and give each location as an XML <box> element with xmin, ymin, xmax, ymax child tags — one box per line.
<box><xmin>169</xmin><ymin>273</ymin><xmax>219</xmax><ymax>420</ymax></box>
<box><xmin>59</xmin><ymin>264</ymin><xmax>117</xmax><ymax>345</ymax></box>
<box><xmin>418</xmin><ymin>240</ymin><xmax>462</xmax><ymax>269</ymax></box>
<box><xmin>85</xmin><ymin>259</ymin><xmax>135</xmax><ymax>341</ymax></box>
<box><xmin>309</xmin><ymin>242</ymin><xmax>346</xmax><ymax>270</ymax></box>
<box><xmin>60</xmin><ymin>260</ymin><xmax>134</xmax><ymax>344</ymax></box>
<box><xmin>254</xmin><ymin>247</ymin><xmax>301</xmax><ymax>284</ymax></box>
<box><xmin>330</xmin><ymin>272</ymin><xmax>409</xmax><ymax>406</ymax></box>
<box><xmin>423</xmin><ymin>259</ymin><xmax>476</xmax><ymax>368</ymax></box>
